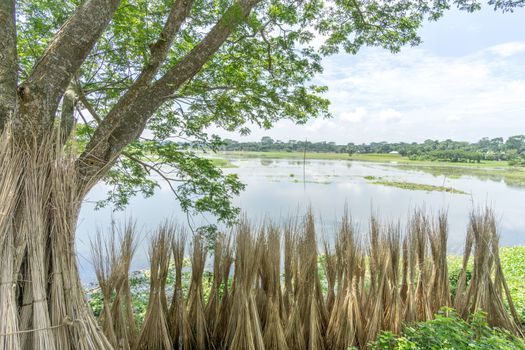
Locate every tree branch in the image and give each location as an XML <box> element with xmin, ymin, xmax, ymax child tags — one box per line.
<box><xmin>75</xmin><ymin>0</ymin><xmax>195</xmax><ymax>139</ymax></box>
<box><xmin>77</xmin><ymin>0</ymin><xmax>262</xmax><ymax>187</ymax></box>
<box><xmin>60</xmin><ymin>82</ymin><xmax>78</xmax><ymax>144</ymax></box>
<box><xmin>122</xmin><ymin>152</ymin><xmax>183</xmax><ymax>183</ymax></box>
<box><xmin>17</xmin><ymin>0</ymin><xmax>121</xmax><ymax>131</ymax></box>
<box><xmin>0</xmin><ymin>0</ymin><xmax>17</xmax><ymax>131</ymax></box>
<box><xmin>84</xmin><ymin>0</ymin><xmax>195</xmax><ymax>129</ymax></box>
<box><xmin>75</xmin><ymin>83</ymin><xmax>103</xmax><ymax>124</ymax></box>
<box><xmin>139</xmin><ymin>0</ymin><xmax>196</xmax><ymax>84</ymax></box>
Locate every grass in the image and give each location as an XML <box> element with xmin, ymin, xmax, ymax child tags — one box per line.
<box><xmin>365</xmin><ymin>177</ymin><xmax>467</xmax><ymax>194</ymax></box>
<box><xmin>349</xmin><ymin>153</ymin><xmax>516</xmax><ymax>169</ymax></box>
<box><xmin>397</xmin><ymin>163</ymin><xmax>525</xmax><ymax>187</ymax></box>
<box><xmin>221</xmin><ymin>151</ymin><xmax>520</xmax><ymax>169</ymax></box>
<box><xmin>373</xmin><ymin>180</ymin><xmax>466</xmax><ymax>194</ymax></box>
<box><xmin>501</xmin><ymin>247</ymin><xmax>525</xmax><ymax>327</ymax></box>
<box><xmin>290</xmin><ymin>179</ymin><xmax>332</xmax><ymax>184</ymax></box>
<box><xmin>220</xmin><ymin>150</ymin><xmax>352</xmax><ymax>160</ymax></box>
<box><xmin>207</xmin><ymin>158</ymin><xmax>237</xmax><ymax>168</ymax></box>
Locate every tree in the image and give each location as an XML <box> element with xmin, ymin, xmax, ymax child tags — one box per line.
<box><xmin>347</xmin><ymin>142</ymin><xmax>356</xmax><ymax>156</ymax></box>
<box><xmin>261</xmin><ymin>136</ymin><xmax>274</xmax><ymax>144</ymax></box>
<box><xmin>505</xmin><ymin>135</ymin><xmax>525</xmax><ymax>152</ymax></box>
<box><xmin>0</xmin><ymin>0</ymin><xmax>523</xmax><ymax>348</ymax></box>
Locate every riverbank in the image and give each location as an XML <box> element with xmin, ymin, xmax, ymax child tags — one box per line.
<box><xmin>219</xmin><ymin>151</ymin><xmax>524</xmax><ymax>170</ymax></box>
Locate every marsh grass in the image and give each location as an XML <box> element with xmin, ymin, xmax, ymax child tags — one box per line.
<box><xmin>207</xmin><ymin>158</ymin><xmax>237</xmax><ymax>168</ymax></box>
<box><xmin>369</xmin><ymin>179</ymin><xmax>467</xmax><ymax>194</ymax></box>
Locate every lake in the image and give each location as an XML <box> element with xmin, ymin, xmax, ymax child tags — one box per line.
<box><xmin>77</xmin><ymin>156</ymin><xmax>525</xmax><ymax>282</ymax></box>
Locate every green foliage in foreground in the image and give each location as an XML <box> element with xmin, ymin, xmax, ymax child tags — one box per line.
<box><xmin>500</xmin><ymin>247</ymin><xmax>525</xmax><ymax>325</ymax></box>
<box><xmin>369</xmin><ymin>309</ymin><xmax>525</xmax><ymax>350</ymax></box>
<box><xmin>448</xmin><ymin>247</ymin><xmax>525</xmax><ymax>328</ymax></box>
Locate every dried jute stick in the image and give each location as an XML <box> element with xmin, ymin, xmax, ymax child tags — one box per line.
<box><xmin>0</xmin><ymin>317</ymin><xmax>82</xmax><ymax>336</ymax></box>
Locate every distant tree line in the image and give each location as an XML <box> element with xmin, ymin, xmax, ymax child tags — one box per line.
<box><xmin>218</xmin><ymin>135</ymin><xmax>525</xmax><ymax>165</ymax></box>
<box><xmin>220</xmin><ymin>136</ymin><xmax>348</xmax><ymax>153</ymax></box>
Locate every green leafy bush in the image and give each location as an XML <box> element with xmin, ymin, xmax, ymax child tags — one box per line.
<box><xmin>499</xmin><ymin>247</ymin><xmax>525</xmax><ymax>327</ymax></box>
<box><xmin>447</xmin><ymin>247</ymin><xmax>525</xmax><ymax>327</ymax></box>
<box><xmin>370</xmin><ymin>308</ymin><xmax>525</xmax><ymax>350</ymax></box>
<box><xmin>447</xmin><ymin>255</ymin><xmax>471</xmax><ymax>299</ymax></box>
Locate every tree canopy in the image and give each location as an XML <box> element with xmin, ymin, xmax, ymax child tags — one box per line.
<box><xmin>4</xmin><ymin>0</ymin><xmax>523</xmax><ymax>227</ymax></box>
<box><xmin>219</xmin><ymin>134</ymin><xmax>525</xmax><ymax>165</ymax></box>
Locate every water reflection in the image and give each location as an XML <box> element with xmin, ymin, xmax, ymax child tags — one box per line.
<box><xmin>395</xmin><ymin>164</ymin><xmax>525</xmax><ymax>189</ymax></box>
<box><xmin>260</xmin><ymin>159</ymin><xmax>274</xmax><ymax>166</ymax></box>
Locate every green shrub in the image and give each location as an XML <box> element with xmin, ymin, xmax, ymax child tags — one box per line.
<box><xmin>499</xmin><ymin>247</ymin><xmax>525</xmax><ymax>327</ymax></box>
<box><xmin>447</xmin><ymin>255</ymin><xmax>471</xmax><ymax>299</ymax></box>
<box><xmin>447</xmin><ymin>247</ymin><xmax>525</xmax><ymax>327</ymax></box>
<box><xmin>370</xmin><ymin>308</ymin><xmax>525</xmax><ymax>350</ymax></box>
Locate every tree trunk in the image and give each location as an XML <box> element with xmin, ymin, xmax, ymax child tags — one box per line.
<box><xmin>0</xmin><ymin>0</ymin><xmax>260</xmax><ymax>348</ymax></box>
<box><xmin>16</xmin><ymin>0</ymin><xmax>121</xmax><ymax>134</ymax></box>
<box><xmin>0</xmin><ymin>0</ymin><xmax>18</xmax><ymax>130</ymax></box>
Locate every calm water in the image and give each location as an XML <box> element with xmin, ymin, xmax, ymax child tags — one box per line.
<box><xmin>77</xmin><ymin>157</ymin><xmax>525</xmax><ymax>282</ymax></box>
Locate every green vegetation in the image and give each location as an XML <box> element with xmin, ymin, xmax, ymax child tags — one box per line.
<box><xmin>222</xmin><ymin>150</ymin><xmax>352</xmax><ymax>160</ymax></box>
<box><xmin>7</xmin><ymin>0</ymin><xmax>525</xmax><ymax>348</ymax></box>
<box><xmin>222</xmin><ymin>150</ymin><xmax>520</xmax><ymax>168</ymax></box>
<box><xmin>291</xmin><ymin>179</ymin><xmax>332</xmax><ymax>185</ymax></box>
<box><xmin>397</xmin><ymin>163</ymin><xmax>525</xmax><ymax>186</ymax></box>
<box><xmin>500</xmin><ymin>247</ymin><xmax>525</xmax><ymax>326</ymax></box>
<box><xmin>449</xmin><ymin>247</ymin><xmax>525</xmax><ymax>327</ymax></box>
<box><xmin>88</xmin><ymin>266</ymin><xmax>214</xmax><ymax>326</ymax></box>
<box><xmin>221</xmin><ymin>135</ymin><xmax>525</xmax><ymax>166</ymax></box>
<box><xmin>351</xmin><ymin>153</ymin><xmax>514</xmax><ymax>169</ymax></box>
<box><xmin>364</xmin><ymin>178</ymin><xmax>467</xmax><ymax>194</ymax></box>
<box><xmin>207</xmin><ymin>158</ymin><xmax>237</xmax><ymax>168</ymax></box>
<box><xmin>369</xmin><ymin>309</ymin><xmax>525</xmax><ymax>349</ymax></box>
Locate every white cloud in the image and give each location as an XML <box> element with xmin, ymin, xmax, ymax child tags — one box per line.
<box><xmin>305</xmin><ymin>118</ymin><xmax>336</xmax><ymax>132</ymax></box>
<box><xmin>340</xmin><ymin>107</ymin><xmax>367</xmax><ymax>123</ymax></box>
<box><xmin>378</xmin><ymin>108</ymin><xmax>402</xmax><ymax>123</ymax></box>
<box><xmin>488</xmin><ymin>42</ymin><xmax>525</xmax><ymax>57</ymax></box>
<box><xmin>207</xmin><ymin>43</ymin><xmax>525</xmax><ymax>144</ymax></box>
<box><xmin>305</xmin><ymin>42</ymin><xmax>525</xmax><ymax>143</ymax></box>
<box><xmin>446</xmin><ymin>114</ymin><xmax>461</xmax><ymax>122</ymax></box>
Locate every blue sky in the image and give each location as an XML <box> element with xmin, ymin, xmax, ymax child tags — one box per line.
<box><xmin>214</xmin><ymin>5</ymin><xmax>525</xmax><ymax>144</ymax></box>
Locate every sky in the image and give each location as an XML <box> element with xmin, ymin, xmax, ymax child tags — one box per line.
<box><xmin>211</xmin><ymin>5</ymin><xmax>525</xmax><ymax>145</ymax></box>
